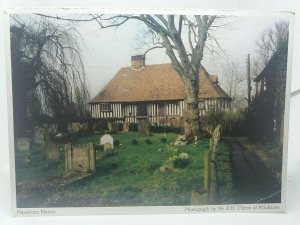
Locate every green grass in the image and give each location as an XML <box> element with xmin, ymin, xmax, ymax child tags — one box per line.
<box><xmin>15</xmin><ymin>132</ymin><xmax>231</xmax><ymax>207</ymax></box>
<box><xmin>216</xmin><ymin>140</ymin><xmax>234</xmax><ymax>203</ymax></box>
<box><xmin>55</xmin><ymin>132</ymin><xmax>207</xmax><ymax>207</ymax></box>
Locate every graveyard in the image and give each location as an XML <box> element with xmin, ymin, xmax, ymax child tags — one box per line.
<box><xmin>15</xmin><ymin>124</ymin><xmax>232</xmax><ymax>207</ymax></box>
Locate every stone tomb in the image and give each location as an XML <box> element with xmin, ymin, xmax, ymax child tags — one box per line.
<box><xmin>100</xmin><ymin>134</ymin><xmax>114</xmax><ymax>149</ymax></box>
<box><xmin>65</xmin><ymin>143</ymin><xmax>96</xmax><ymax>173</ymax></box>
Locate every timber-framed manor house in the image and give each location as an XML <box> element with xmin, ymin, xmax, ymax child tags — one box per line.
<box><xmin>90</xmin><ymin>55</ymin><xmax>231</xmax><ymax>127</ymax></box>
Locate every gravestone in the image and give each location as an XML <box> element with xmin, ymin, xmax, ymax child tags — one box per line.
<box><xmin>137</xmin><ymin>117</ymin><xmax>150</xmax><ymax>136</ymax></box>
<box><xmin>100</xmin><ymin>134</ymin><xmax>114</xmax><ymax>149</ymax></box>
<box><xmin>16</xmin><ymin>137</ymin><xmax>31</xmax><ymax>151</ymax></box>
<box><xmin>48</xmin><ymin>123</ymin><xmax>58</xmax><ymax>135</ymax></box>
<box><xmin>179</xmin><ymin>152</ymin><xmax>189</xmax><ymax>159</ymax></box>
<box><xmin>72</xmin><ymin>123</ymin><xmax>81</xmax><ymax>132</ymax></box>
<box><xmin>67</xmin><ymin>123</ymin><xmax>73</xmax><ymax>133</ymax></box>
<box><xmin>93</xmin><ymin>122</ymin><xmax>100</xmax><ymax>132</ymax></box>
<box><xmin>104</xmin><ymin>142</ymin><xmax>113</xmax><ymax>152</ymax></box>
<box><xmin>123</xmin><ymin>122</ymin><xmax>129</xmax><ymax>132</ymax></box>
<box><xmin>108</xmin><ymin>121</ymin><xmax>118</xmax><ymax>133</ymax></box>
<box><xmin>174</xmin><ymin>135</ymin><xmax>188</xmax><ymax>146</ymax></box>
<box><xmin>80</xmin><ymin>123</ymin><xmax>88</xmax><ymax>132</ymax></box>
<box><xmin>42</xmin><ymin>140</ymin><xmax>60</xmax><ymax>160</ymax></box>
<box><xmin>52</xmin><ymin>123</ymin><xmax>58</xmax><ymax>133</ymax></box>
<box><xmin>67</xmin><ymin>122</ymin><xmax>80</xmax><ymax>133</ymax></box>
<box><xmin>65</xmin><ymin>143</ymin><xmax>96</xmax><ymax>173</ymax></box>
<box><xmin>33</xmin><ymin>126</ymin><xmax>45</xmax><ymax>145</ymax></box>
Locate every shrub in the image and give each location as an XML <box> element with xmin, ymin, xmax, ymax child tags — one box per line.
<box><xmin>129</xmin><ymin>123</ymin><xmax>138</xmax><ymax>132</ymax></box>
<box><xmin>92</xmin><ymin>119</ymin><xmax>108</xmax><ymax>133</ymax></box>
<box><xmin>147</xmin><ymin>161</ymin><xmax>161</xmax><ymax>172</ymax></box>
<box><xmin>160</xmin><ymin>137</ymin><xmax>167</xmax><ymax>143</ymax></box>
<box><xmin>99</xmin><ymin>158</ymin><xmax>118</xmax><ymax>171</ymax></box>
<box><xmin>150</xmin><ymin>126</ymin><xmax>182</xmax><ymax>133</ymax></box>
<box><xmin>145</xmin><ymin>139</ymin><xmax>152</xmax><ymax>145</ymax></box>
<box><xmin>117</xmin><ymin>123</ymin><xmax>123</xmax><ymax>131</ymax></box>
<box><xmin>102</xmin><ymin>150</ymin><xmax>118</xmax><ymax>158</ymax></box>
<box><xmin>131</xmin><ymin>139</ymin><xmax>138</xmax><ymax>145</ymax></box>
<box><xmin>173</xmin><ymin>158</ymin><xmax>191</xmax><ymax>169</ymax></box>
<box><xmin>114</xmin><ymin>140</ymin><xmax>120</xmax><ymax>146</ymax></box>
<box><xmin>95</xmin><ymin>144</ymin><xmax>103</xmax><ymax>151</ymax></box>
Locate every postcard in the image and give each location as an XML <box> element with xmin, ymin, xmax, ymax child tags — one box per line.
<box><xmin>3</xmin><ymin>8</ymin><xmax>294</xmax><ymax>215</ymax></box>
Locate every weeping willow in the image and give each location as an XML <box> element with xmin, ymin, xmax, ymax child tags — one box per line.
<box><xmin>10</xmin><ymin>16</ymin><xmax>90</xmax><ymax>135</ymax></box>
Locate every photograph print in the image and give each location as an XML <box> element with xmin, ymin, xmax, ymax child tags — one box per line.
<box><xmin>8</xmin><ymin>12</ymin><xmax>292</xmax><ymax>211</ymax></box>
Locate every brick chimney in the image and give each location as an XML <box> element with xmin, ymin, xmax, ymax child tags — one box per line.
<box><xmin>131</xmin><ymin>55</ymin><xmax>145</xmax><ymax>69</ymax></box>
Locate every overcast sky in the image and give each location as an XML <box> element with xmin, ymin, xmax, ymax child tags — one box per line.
<box><xmin>72</xmin><ymin>14</ymin><xmax>289</xmax><ymax>98</ymax></box>
<box><xmin>14</xmin><ymin>14</ymin><xmax>290</xmax><ymax>98</ymax></box>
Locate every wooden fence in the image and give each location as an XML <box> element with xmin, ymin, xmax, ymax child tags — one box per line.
<box><xmin>191</xmin><ymin>124</ymin><xmax>221</xmax><ymax>205</ymax></box>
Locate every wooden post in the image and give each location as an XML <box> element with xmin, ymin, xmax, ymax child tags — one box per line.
<box><xmin>209</xmin><ymin>124</ymin><xmax>220</xmax><ymax>204</ymax></box>
<box><xmin>203</xmin><ymin>150</ymin><xmax>211</xmax><ymax>191</ymax></box>
<box><xmin>65</xmin><ymin>143</ymin><xmax>72</xmax><ymax>171</ymax></box>
<box><xmin>209</xmin><ymin>138</ymin><xmax>213</xmax><ymax>151</ymax></box>
<box><xmin>88</xmin><ymin>143</ymin><xmax>96</xmax><ymax>172</ymax></box>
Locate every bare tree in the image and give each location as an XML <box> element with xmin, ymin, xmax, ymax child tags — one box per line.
<box><xmin>256</xmin><ymin>21</ymin><xmax>289</xmax><ymax>66</ymax></box>
<box><xmin>37</xmin><ymin>14</ymin><xmax>221</xmax><ymax>139</ymax></box>
<box><xmin>10</xmin><ymin>16</ymin><xmax>90</xmax><ymax>135</ymax></box>
<box><xmin>221</xmin><ymin>61</ymin><xmax>247</xmax><ymax>111</ymax></box>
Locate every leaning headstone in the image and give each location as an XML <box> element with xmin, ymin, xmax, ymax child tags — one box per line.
<box><xmin>108</xmin><ymin>121</ymin><xmax>118</xmax><ymax>133</ymax></box>
<box><xmin>100</xmin><ymin>134</ymin><xmax>114</xmax><ymax>149</ymax></box>
<box><xmin>137</xmin><ymin>117</ymin><xmax>150</xmax><ymax>136</ymax></box>
<box><xmin>103</xmin><ymin>142</ymin><xmax>113</xmax><ymax>152</ymax></box>
<box><xmin>51</xmin><ymin>123</ymin><xmax>58</xmax><ymax>134</ymax></box>
<box><xmin>123</xmin><ymin>122</ymin><xmax>129</xmax><ymax>132</ymax></box>
<box><xmin>72</xmin><ymin>123</ymin><xmax>81</xmax><ymax>132</ymax></box>
<box><xmin>93</xmin><ymin>122</ymin><xmax>100</xmax><ymax>132</ymax></box>
<box><xmin>67</xmin><ymin>123</ymin><xmax>72</xmax><ymax>133</ymax></box>
<box><xmin>42</xmin><ymin>140</ymin><xmax>60</xmax><ymax>160</ymax></box>
<box><xmin>16</xmin><ymin>137</ymin><xmax>31</xmax><ymax>151</ymax></box>
<box><xmin>33</xmin><ymin>126</ymin><xmax>45</xmax><ymax>145</ymax></box>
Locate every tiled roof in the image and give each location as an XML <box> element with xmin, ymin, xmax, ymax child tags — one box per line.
<box><xmin>91</xmin><ymin>63</ymin><xmax>231</xmax><ymax>103</ymax></box>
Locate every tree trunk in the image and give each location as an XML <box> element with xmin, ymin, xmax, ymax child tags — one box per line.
<box><xmin>182</xmin><ymin>76</ymin><xmax>201</xmax><ymax>140</ymax></box>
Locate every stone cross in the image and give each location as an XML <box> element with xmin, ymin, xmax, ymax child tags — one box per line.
<box><xmin>100</xmin><ymin>134</ymin><xmax>114</xmax><ymax>149</ymax></box>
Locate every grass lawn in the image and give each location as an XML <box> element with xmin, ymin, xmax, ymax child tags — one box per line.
<box><xmin>15</xmin><ymin>131</ymin><xmax>231</xmax><ymax>207</ymax></box>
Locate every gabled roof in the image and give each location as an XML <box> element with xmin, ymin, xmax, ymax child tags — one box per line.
<box><xmin>91</xmin><ymin>63</ymin><xmax>231</xmax><ymax>103</ymax></box>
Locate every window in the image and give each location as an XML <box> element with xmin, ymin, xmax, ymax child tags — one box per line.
<box><xmin>137</xmin><ymin>104</ymin><xmax>147</xmax><ymax>116</ymax></box>
<box><xmin>100</xmin><ymin>103</ymin><xmax>112</xmax><ymax>111</ymax></box>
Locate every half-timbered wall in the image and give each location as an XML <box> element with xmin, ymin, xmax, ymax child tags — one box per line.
<box><xmin>91</xmin><ymin>98</ymin><xmax>231</xmax><ymax>122</ymax></box>
<box><xmin>91</xmin><ymin>103</ymin><xmax>122</xmax><ymax>119</ymax></box>
<box><xmin>199</xmin><ymin>98</ymin><xmax>231</xmax><ymax>116</ymax></box>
